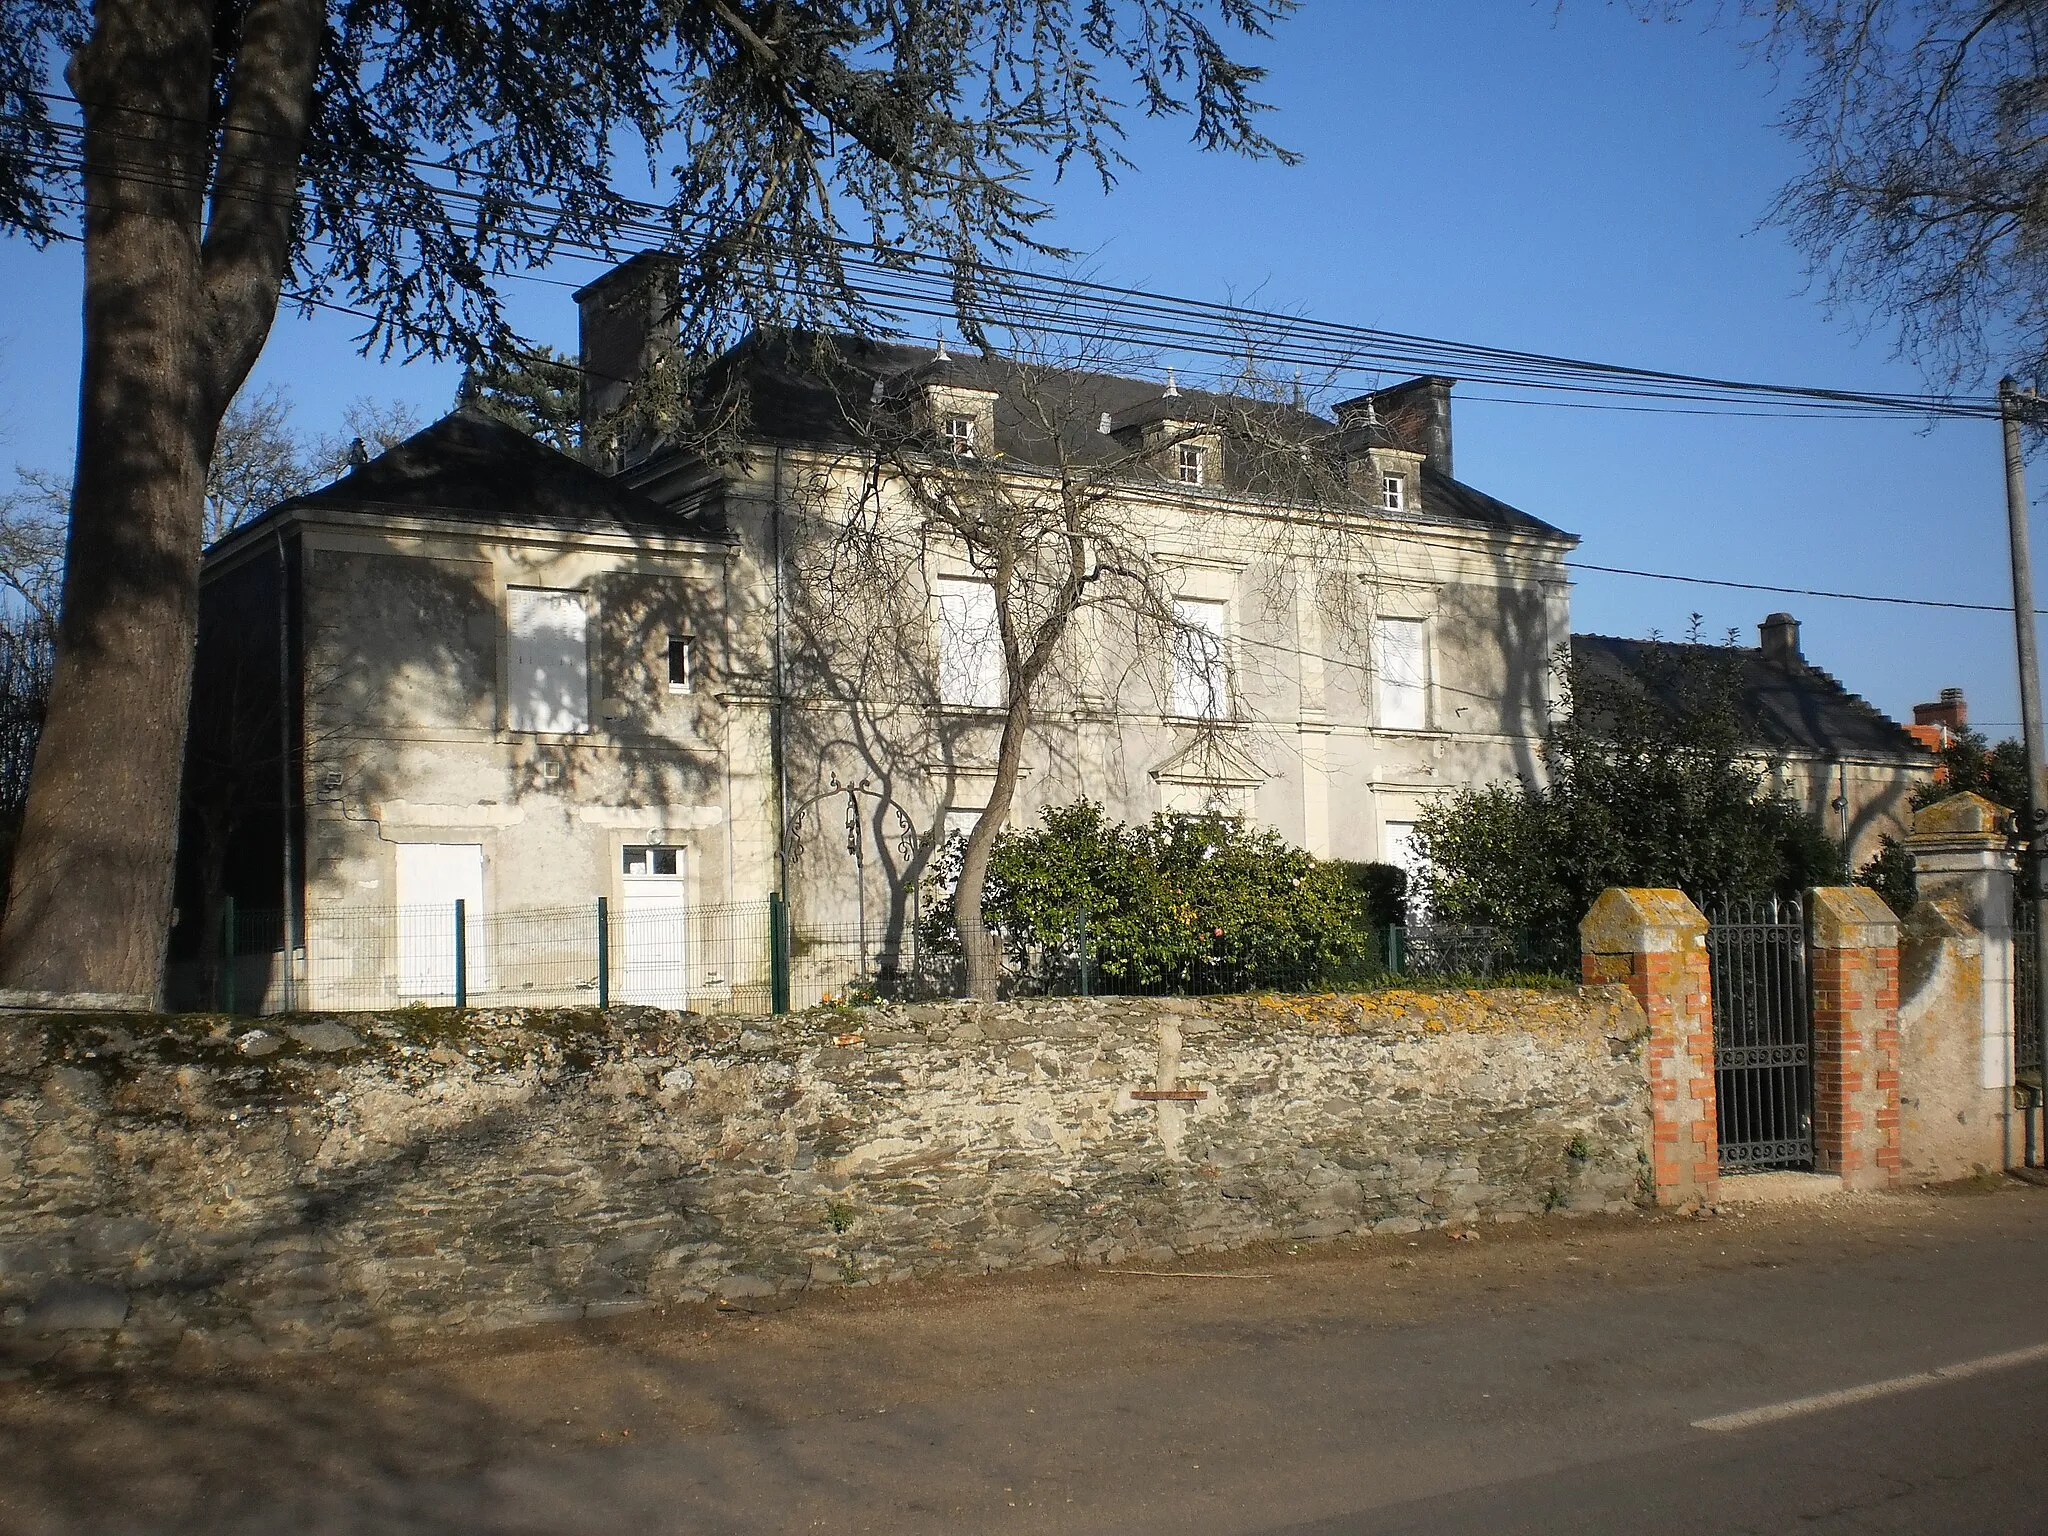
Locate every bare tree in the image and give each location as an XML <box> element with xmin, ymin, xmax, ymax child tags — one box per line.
<box><xmin>204</xmin><ymin>385</ymin><xmax>307</xmax><ymax>543</ymax></box>
<box><xmin>0</xmin><ymin>471</ymin><xmax>68</xmax><ymax>624</ymax></box>
<box><xmin>308</xmin><ymin>398</ymin><xmax>422</xmax><ymax>486</ymax></box>
<box><xmin>8</xmin><ymin>390</ymin><xmax>421</xmax><ymax>560</ymax></box>
<box><xmin>783</xmin><ymin>329</ymin><xmax>1381</xmax><ymax>998</ymax></box>
<box><xmin>1652</xmin><ymin>1</ymin><xmax>2048</xmax><ymax>386</ymax></box>
<box><xmin>0</xmin><ymin>477</ymin><xmax>62</xmax><ymax>895</ymax></box>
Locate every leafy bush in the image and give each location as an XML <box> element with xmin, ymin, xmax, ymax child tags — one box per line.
<box><xmin>1861</xmin><ymin>724</ymin><xmax>2030</xmax><ymax>919</ymax></box>
<box><xmin>1913</xmin><ymin>727</ymin><xmax>2028</xmax><ymax>814</ymax></box>
<box><xmin>920</xmin><ymin>801</ymin><xmax>1378</xmax><ymax>992</ymax></box>
<box><xmin>1412</xmin><ymin>633</ymin><xmax>1846</xmax><ymax>966</ymax></box>
<box><xmin>1332</xmin><ymin>860</ymin><xmax>1408</xmax><ymax>931</ymax></box>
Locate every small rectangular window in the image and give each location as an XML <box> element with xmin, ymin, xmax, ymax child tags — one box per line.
<box><xmin>667</xmin><ymin>634</ymin><xmax>693</xmax><ymax>692</ymax></box>
<box><xmin>944</xmin><ymin>414</ymin><xmax>976</xmax><ymax>454</ymax></box>
<box><xmin>1382</xmin><ymin>474</ymin><xmax>1405</xmax><ymax>512</ymax></box>
<box><xmin>623</xmin><ymin>845</ymin><xmax>680</xmax><ymax>877</ymax></box>
<box><xmin>1177</xmin><ymin>443</ymin><xmax>1205</xmax><ymax>485</ymax></box>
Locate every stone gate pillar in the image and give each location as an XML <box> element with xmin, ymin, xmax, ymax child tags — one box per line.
<box><xmin>1902</xmin><ymin>792</ymin><xmax>2020</xmax><ymax>1177</ymax></box>
<box><xmin>1807</xmin><ymin>887</ymin><xmax>1902</xmax><ymax>1191</ymax></box>
<box><xmin>1582</xmin><ymin>889</ymin><xmax>1715</xmax><ymax>1208</ymax></box>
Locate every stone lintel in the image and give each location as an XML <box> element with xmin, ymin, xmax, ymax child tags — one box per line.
<box><xmin>1580</xmin><ymin>888</ymin><xmax>1706</xmax><ymax>955</ymax></box>
<box><xmin>1808</xmin><ymin>886</ymin><xmax>1901</xmax><ymax>952</ymax></box>
<box><xmin>1908</xmin><ymin>839</ymin><xmax>2019</xmax><ymax>879</ymax></box>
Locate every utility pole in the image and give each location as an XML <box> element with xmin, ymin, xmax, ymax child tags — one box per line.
<box><xmin>1999</xmin><ymin>378</ymin><xmax>2048</xmax><ymax>1162</ymax></box>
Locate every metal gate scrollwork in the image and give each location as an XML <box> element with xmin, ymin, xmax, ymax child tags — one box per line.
<box><xmin>1707</xmin><ymin>896</ymin><xmax>1815</xmax><ymax>1173</ymax></box>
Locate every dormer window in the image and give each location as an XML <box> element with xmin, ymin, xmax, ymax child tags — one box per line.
<box><xmin>944</xmin><ymin>414</ymin><xmax>976</xmax><ymax>455</ymax></box>
<box><xmin>1381</xmin><ymin>473</ymin><xmax>1405</xmax><ymax>512</ymax></box>
<box><xmin>1177</xmin><ymin>443</ymin><xmax>1206</xmax><ymax>485</ymax></box>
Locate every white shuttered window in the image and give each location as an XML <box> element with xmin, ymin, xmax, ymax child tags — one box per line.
<box><xmin>1170</xmin><ymin>598</ymin><xmax>1229</xmax><ymax>718</ymax></box>
<box><xmin>1376</xmin><ymin>617</ymin><xmax>1428</xmax><ymax>730</ymax></box>
<box><xmin>507</xmin><ymin>587</ymin><xmax>591</xmax><ymax>733</ymax></box>
<box><xmin>934</xmin><ymin>577</ymin><xmax>1003</xmax><ymax>707</ymax></box>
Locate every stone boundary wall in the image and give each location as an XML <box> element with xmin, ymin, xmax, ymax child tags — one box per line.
<box><xmin>0</xmin><ymin>988</ymin><xmax>1650</xmax><ymax>1368</ymax></box>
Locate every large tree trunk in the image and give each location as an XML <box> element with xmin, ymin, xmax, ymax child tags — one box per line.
<box><xmin>0</xmin><ymin>0</ymin><xmax>322</xmax><ymax>1006</ymax></box>
<box><xmin>954</xmin><ymin>695</ymin><xmax>1032</xmax><ymax>1001</ymax></box>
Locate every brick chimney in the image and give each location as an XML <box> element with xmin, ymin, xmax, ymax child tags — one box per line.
<box><xmin>1334</xmin><ymin>376</ymin><xmax>1455</xmax><ymax>479</ymax></box>
<box><xmin>1914</xmin><ymin>688</ymin><xmax>1967</xmax><ymax>732</ymax></box>
<box><xmin>1759</xmin><ymin>612</ymin><xmax>1802</xmax><ymax>668</ymax></box>
<box><xmin>573</xmin><ymin>252</ymin><xmax>680</xmax><ymax>454</ymax></box>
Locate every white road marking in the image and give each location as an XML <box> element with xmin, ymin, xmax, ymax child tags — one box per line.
<box><xmin>1693</xmin><ymin>1341</ymin><xmax>2048</xmax><ymax>1432</ymax></box>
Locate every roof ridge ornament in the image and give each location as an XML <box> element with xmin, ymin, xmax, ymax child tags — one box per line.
<box><xmin>1163</xmin><ymin>367</ymin><xmax>1179</xmax><ymax>399</ymax></box>
<box><xmin>935</xmin><ymin>332</ymin><xmax>951</xmax><ymax>362</ymax></box>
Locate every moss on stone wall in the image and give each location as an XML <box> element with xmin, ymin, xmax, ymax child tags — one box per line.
<box><xmin>0</xmin><ymin>988</ymin><xmax>1650</xmax><ymax>1369</ymax></box>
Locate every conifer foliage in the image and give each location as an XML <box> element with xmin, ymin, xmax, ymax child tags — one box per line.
<box><xmin>0</xmin><ymin>0</ymin><xmax>1298</xmax><ymax>1000</ymax></box>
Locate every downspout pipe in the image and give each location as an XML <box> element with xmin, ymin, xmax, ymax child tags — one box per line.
<box><xmin>275</xmin><ymin>527</ymin><xmax>300</xmax><ymax>1010</ymax></box>
<box><xmin>771</xmin><ymin>447</ymin><xmax>789</xmax><ymax>901</ymax></box>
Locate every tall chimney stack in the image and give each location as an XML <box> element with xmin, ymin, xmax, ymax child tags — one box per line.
<box><xmin>572</xmin><ymin>252</ymin><xmax>681</xmax><ymax>458</ymax></box>
<box><xmin>1760</xmin><ymin>612</ymin><xmax>1802</xmax><ymax>668</ymax></box>
<box><xmin>1333</xmin><ymin>376</ymin><xmax>1456</xmax><ymax>478</ymax></box>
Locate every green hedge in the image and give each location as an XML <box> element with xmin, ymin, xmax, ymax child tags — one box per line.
<box><xmin>921</xmin><ymin>801</ymin><xmax>1385</xmax><ymax>993</ymax></box>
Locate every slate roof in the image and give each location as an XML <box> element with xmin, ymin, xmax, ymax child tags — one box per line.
<box><xmin>232</xmin><ymin>407</ymin><xmax>723</xmax><ymax>545</ymax></box>
<box><xmin>669</xmin><ymin>333</ymin><xmax>1571</xmax><ymax>542</ymax></box>
<box><xmin>1569</xmin><ymin>633</ymin><xmax>1932</xmax><ymax>763</ymax></box>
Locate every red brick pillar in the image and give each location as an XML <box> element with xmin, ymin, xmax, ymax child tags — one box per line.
<box><xmin>1582</xmin><ymin>889</ymin><xmax>1716</xmax><ymax>1208</ymax></box>
<box><xmin>1808</xmin><ymin>886</ymin><xmax>1902</xmax><ymax>1191</ymax></box>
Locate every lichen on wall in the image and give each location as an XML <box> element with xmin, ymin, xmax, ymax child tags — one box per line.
<box><xmin>0</xmin><ymin>987</ymin><xmax>1649</xmax><ymax>1368</ymax></box>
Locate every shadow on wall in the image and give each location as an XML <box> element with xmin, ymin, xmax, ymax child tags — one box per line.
<box><xmin>171</xmin><ymin>511</ymin><xmax>736</xmax><ymax>1008</ymax></box>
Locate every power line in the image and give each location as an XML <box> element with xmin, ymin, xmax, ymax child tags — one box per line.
<box><xmin>239</xmin><ymin>289</ymin><xmax>2047</xmax><ymax>621</ymax></box>
<box><xmin>15</xmin><ymin>111</ymin><xmax>2045</xmax><ymax>625</ymax></box>
<box><xmin>4</xmin><ymin>109</ymin><xmax>2008</xmax><ymax>422</ymax></box>
<box><xmin>24</xmin><ymin>153</ymin><xmax>1993</xmax><ymax>423</ymax></box>
<box><xmin>1564</xmin><ymin>560</ymin><xmax>2041</xmax><ymax>615</ymax></box>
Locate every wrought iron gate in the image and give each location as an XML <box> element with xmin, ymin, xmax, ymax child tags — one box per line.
<box><xmin>1707</xmin><ymin>897</ymin><xmax>1814</xmax><ymax>1173</ymax></box>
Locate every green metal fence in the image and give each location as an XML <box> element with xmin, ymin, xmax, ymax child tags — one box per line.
<box><xmin>174</xmin><ymin>898</ymin><xmax>861</xmax><ymax>1017</ymax></box>
<box><xmin>170</xmin><ymin>899</ymin><xmax>1553</xmax><ymax>1017</ymax></box>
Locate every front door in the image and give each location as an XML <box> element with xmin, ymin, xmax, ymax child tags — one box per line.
<box><xmin>620</xmin><ymin>845</ymin><xmax>689</xmax><ymax>1007</ymax></box>
<box><xmin>1382</xmin><ymin>820</ymin><xmax>1420</xmax><ymax>918</ymax></box>
<box><xmin>396</xmin><ymin>843</ymin><xmax>485</xmax><ymax>999</ymax></box>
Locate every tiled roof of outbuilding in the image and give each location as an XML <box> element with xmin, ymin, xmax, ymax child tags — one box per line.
<box><xmin>1569</xmin><ymin>633</ymin><xmax>1931</xmax><ymax>762</ymax></box>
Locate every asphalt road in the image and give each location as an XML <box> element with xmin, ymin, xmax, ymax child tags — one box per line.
<box><xmin>4</xmin><ymin>1183</ymin><xmax>2047</xmax><ymax>1534</ymax></box>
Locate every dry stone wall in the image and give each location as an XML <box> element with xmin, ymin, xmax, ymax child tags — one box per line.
<box><xmin>0</xmin><ymin>988</ymin><xmax>1650</xmax><ymax>1368</ymax></box>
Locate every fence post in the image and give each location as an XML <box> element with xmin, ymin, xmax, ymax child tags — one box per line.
<box><xmin>1582</xmin><ymin>888</ymin><xmax>1715</xmax><ymax>1210</ymax></box>
<box><xmin>221</xmin><ymin>895</ymin><xmax>237</xmax><ymax>1015</ymax></box>
<box><xmin>596</xmin><ymin>896</ymin><xmax>610</xmax><ymax>1009</ymax></box>
<box><xmin>454</xmin><ymin>898</ymin><xmax>467</xmax><ymax>1009</ymax></box>
<box><xmin>1386</xmin><ymin>924</ymin><xmax>1405</xmax><ymax>976</ymax></box>
<box><xmin>769</xmin><ymin>892</ymin><xmax>791</xmax><ymax>1015</ymax></box>
<box><xmin>1077</xmin><ymin>909</ymin><xmax>1092</xmax><ymax>997</ymax></box>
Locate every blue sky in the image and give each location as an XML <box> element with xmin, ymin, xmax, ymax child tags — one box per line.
<box><xmin>0</xmin><ymin>3</ymin><xmax>2028</xmax><ymax>730</ymax></box>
